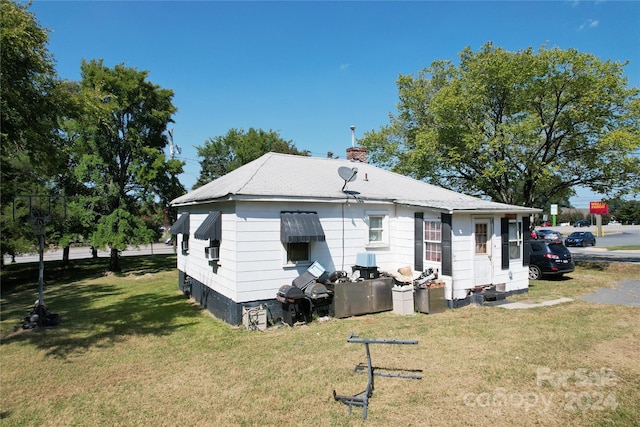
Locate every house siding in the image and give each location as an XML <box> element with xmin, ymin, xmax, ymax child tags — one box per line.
<box><xmin>173</xmin><ymin>200</ymin><xmax>532</xmax><ymax>324</ymax></box>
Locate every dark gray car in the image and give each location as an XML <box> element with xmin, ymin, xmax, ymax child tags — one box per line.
<box><xmin>527</xmin><ymin>240</ymin><xmax>575</xmax><ymax>280</ymax></box>
<box><xmin>565</xmin><ymin>231</ymin><xmax>596</xmax><ymax>247</ymax></box>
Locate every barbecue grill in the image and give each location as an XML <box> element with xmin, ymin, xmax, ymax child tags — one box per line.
<box><xmin>275</xmin><ymin>261</ymin><xmax>333</xmax><ymax>326</ymax></box>
<box><xmin>277</xmin><ymin>285</ymin><xmax>310</xmax><ymax>326</ymax></box>
<box><xmin>276</xmin><ymin>284</ymin><xmax>305</xmax><ymax>303</ymax></box>
<box><xmin>304</xmin><ymin>282</ymin><xmax>330</xmax><ymax>299</ymax></box>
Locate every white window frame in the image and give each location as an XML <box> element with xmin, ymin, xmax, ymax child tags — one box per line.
<box><xmin>508</xmin><ymin>220</ymin><xmax>522</xmax><ymax>260</ymax></box>
<box><xmin>366</xmin><ymin>211</ymin><xmax>389</xmax><ymax>247</ymax></box>
<box><xmin>424</xmin><ymin>220</ymin><xmax>442</xmax><ymax>262</ymax></box>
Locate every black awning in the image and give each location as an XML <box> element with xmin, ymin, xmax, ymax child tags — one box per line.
<box><xmin>169</xmin><ymin>213</ymin><xmax>190</xmax><ymax>235</ymax></box>
<box><xmin>280</xmin><ymin>211</ymin><xmax>325</xmax><ymax>243</ymax></box>
<box><xmin>194</xmin><ymin>211</ymin><xmax>222</xmax><ymax>240</ymax></box>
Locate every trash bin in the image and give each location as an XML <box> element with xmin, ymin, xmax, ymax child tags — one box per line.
<box><xmin>392</xmin><ymin>285</ymin><xmax>414</xmax><ymax>315</ymax></box>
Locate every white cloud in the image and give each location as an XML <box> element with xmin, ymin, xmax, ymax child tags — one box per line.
<box><xmin>340</xmin><ymin>63</ymin><xmax>350</xmax><ymax>71</ymax></box>
<box><xmin>578</xmin><ymin>18</ymin><xmax>599</xmax><ymax>30</ymax></box>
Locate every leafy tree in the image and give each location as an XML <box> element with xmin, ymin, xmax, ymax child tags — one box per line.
<box><xmin>360</xmin><ymin>43</ymin><xmax>640</xmax><ymax>208</ymax></box>
<box><xmin>72</xmin><ymin>59</ymin><xmax>184</xmax><ymax>271</ymax></box>
<box><xmin>194</xmin><ymin>128</ymin><xmax>309</xmax><ymax>189</ymax></box>
<box><xmin>0</xmin><ymin>0</ymin><xmax>68</xmax><ymax>264</ymax></box>
<box><xmin>606</xmin><ymin>198</ymin><xmax>640</xmax><ymax>225</ymax></box>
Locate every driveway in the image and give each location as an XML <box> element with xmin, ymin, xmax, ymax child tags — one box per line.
<box><xmin>490</xmin><ymin>278</ymin><xmax>640</xmax><ymax>309</ymax></box>
<box><xmin>580</xmin><ymin>278</ymin><xmax>640</xmax><ymax>307</ymax></box>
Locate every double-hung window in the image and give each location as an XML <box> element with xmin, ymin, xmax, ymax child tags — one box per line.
<box><xmin>369</xmin><ymin>216</ymin><xmax>384</xmax><ymax>243</ymax></box>
<box><xmin>424</xmin><ymin>220</ymin><xmax>442</xmax><ymax>262</ymax></box>
<box><xmin>367</xmin><ymin>211</ymin><xmax>389</xmax><ymax>246</ymax></box>
<box><xmin>508</xmin><ymin>220</ymin><xmax>523</xmax><ymax>260</ymax></box>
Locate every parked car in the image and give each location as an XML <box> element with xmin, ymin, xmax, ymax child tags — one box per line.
<box><xmin>574</xmin><ymin>220</ymin><xmax>591</xmax><ymax>227</ymax></box>
<box><xmin>564</xmin><ymin>231</ymin><xmax>596</xmax><ymax>247</ymax></box>
<box><xmin>534</xmin><ymin>229</ymin><xmax>563</xmax><ymax>241</ymax></box>
<box><xmin>527</xmin><ymin>240</ymin><xmax>575</xmax><ymax>280</ymax></box>
<box><xmin>540</xmin><ymin>221</ymin><xmax>553</xmax><ymax>227</ymax></box>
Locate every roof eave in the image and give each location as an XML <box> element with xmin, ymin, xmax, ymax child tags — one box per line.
<box><xmin>396</xmin><ymin>200</ymin><xmax>541</xmax><ymax>214</ymax></box>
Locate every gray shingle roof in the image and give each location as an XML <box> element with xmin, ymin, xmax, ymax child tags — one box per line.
<box><xmin>171</xmin><ymin>152</ymin><xmax>538</xmax><ymax>213</ymax></box>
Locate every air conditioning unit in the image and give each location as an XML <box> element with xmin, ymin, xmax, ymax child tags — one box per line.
<box><xmin>206</xmin><ymin>246</ymin><xmax>219</xmax><ymax>260</ymax></box>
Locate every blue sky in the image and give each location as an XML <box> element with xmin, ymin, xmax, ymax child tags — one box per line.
<box><xmin>28</xmin><ymin>1</ymin><xmax>640</xmax><ymax>208</ymax></box>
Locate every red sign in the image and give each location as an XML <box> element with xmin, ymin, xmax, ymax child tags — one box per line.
<box><xmin>590</xmin><ymin>201</ymin><xmax>609</xmax><ymax>215</ymax></box>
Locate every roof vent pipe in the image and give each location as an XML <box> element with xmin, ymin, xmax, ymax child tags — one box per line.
<box><xmin>350</xmin><ymin>125</ymin><xmax>356</xmax><ymax>148</ymax></box>
<box><xmin>346</xmin><ymin>125</ymin><xmax>367</xmax><ymax>163</ymax></box>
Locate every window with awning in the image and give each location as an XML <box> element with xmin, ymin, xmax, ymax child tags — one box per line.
<box><xmin>280</xmin><ymin>211</ymin><xmax>325</xmax><ymax>243</ymax></box>
<box><xmin>194</xmin><ymin>211</ymin><xmax>222</xmax><ymax>241</ymax></box>
<box><xmin>169</xmin><ymin>213</ymin><xmax>190</xmax><ymax>235</ymax></box>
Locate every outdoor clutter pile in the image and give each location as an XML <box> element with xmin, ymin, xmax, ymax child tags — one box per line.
<box><xmin>389</xmin><ymin>266</ymin><xmax>445</xmax><ymax>289</ymax></box>
<box><xmin>275</xmin><ymin>255</ymin><xmax>446</xmax><ymax>326</ymax></box>
<box><xmin>21</xmin><ymin>300</ymin><xmax>60</xmax><ymax>329</ymax></box>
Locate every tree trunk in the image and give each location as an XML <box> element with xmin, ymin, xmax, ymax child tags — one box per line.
<box><xmin>108</xmin><ymin>247</ymin><xmax>120</xmax><ymax>272</ymax></box>
<box><xmin>62</xmin><ymin>245</ymin><xmax>70</xmax><ymax>267</ymax></box>
<box><xmin>91</xmin><ymin>246</ymin><xmax>98</xmax><ymax>259</ymax></box>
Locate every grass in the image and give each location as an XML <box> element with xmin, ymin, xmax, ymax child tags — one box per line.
<box><xmin>1</xmin><ymin>256</ymin><xmax>639</xmax><ymax>426</ymax></box>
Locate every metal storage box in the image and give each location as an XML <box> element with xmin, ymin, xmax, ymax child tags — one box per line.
<box><xmin>429</xmin><ymin>287</ymin><xmax>447</xmax><ymax>313</ymax></box>
<box><xmin>331</xmin><ymin>277</ymin><xmax>393</xmax><ymax>318</ymax></box>
<box><xmin>414</xmin><ymin>286</ymin><xmax>447</xmax><ymax>314</ymax></box>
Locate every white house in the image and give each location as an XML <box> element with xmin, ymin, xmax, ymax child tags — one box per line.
<box><xmin>170</xmin><ymin>149</ymin><xmax>539</xmax><ymax>325</ymax></box>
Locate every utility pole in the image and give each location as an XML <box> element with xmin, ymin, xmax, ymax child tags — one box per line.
<box><xmin>168</xmin><ymin>128</ymin><xmax>181</xmax><ymax>159</ymax></box>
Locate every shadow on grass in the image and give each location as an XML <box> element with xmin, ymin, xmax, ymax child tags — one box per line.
<box><xmin>1</xmin><ymin>254</ymin><xmax>201</xmax><ymax>358</ymax></box>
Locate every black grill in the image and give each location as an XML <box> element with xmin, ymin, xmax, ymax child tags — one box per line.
<box><xmin>276</xmin><ymin>262</ymin><xmax>333</xmax><ymax>325</ymax></box>
<box><xmin>277</xmin><ymin>285</ymin><xmax>306</xmax><ymax>303</ymax></box>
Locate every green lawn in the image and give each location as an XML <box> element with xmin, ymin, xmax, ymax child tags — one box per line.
<box><xmin>2</xmin><ymin>256</ymin><xmax>639</xmax><ymax>426</ymax></box>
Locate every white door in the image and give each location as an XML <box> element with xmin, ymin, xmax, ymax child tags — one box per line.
<box><xmin>474</xmin><ymin>219</ymin><xmax>492</xmax><ymax>286</ymax></box>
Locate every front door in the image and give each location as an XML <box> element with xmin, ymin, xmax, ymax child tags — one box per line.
<box><xmin>473</xmin><ymin>219</ymin><xmax>492</xmax><ymax>286</ymax></box>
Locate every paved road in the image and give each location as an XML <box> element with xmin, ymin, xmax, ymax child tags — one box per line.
<box><xmin>541</xmin><ymin>224</ymin><xmax>640</xmax><ymax>263</ymax></box>
<box><xmin>3</xmin><ymin>243</ymin><xmax>176</xmax><ymax>265</ymax></box>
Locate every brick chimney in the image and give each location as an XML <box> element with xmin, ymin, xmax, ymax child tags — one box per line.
<box><xmin>346</xmin><ymin>146</ymin><xmax>367</xmax><ymax>163</ymax></box>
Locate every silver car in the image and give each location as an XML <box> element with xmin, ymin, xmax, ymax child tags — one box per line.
<box><xmin>535</xmin><ymin>229</ymin><xmax>563</xmax><ymax>241</ymax></box>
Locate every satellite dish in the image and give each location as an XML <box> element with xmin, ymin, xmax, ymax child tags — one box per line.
<box><xmin>338</xmin><ymin>166</ymin><xmax>358</xmax><ymax>192</ymax></box>
<box><xmin>338</xmin><ymin>166</ymin><xmax>358</xmax><ymax>182</ymax></box>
